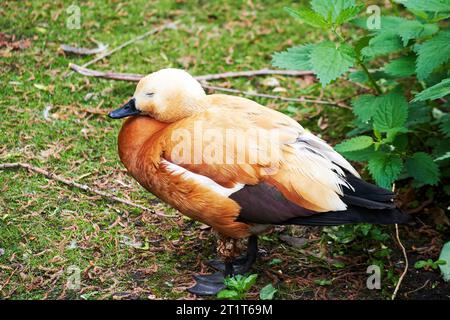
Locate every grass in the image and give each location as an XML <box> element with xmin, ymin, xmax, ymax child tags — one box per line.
<box><xmin>1</xmin><ymin>0</ymin><xmax>447</xmax><ymax>300</ymax></box>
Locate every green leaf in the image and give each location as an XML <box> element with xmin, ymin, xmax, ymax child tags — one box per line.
<box><xmin>439</xmin><ymin>114</ymin><xmax>450</xmax><ymax>137</ymax></box>
<box><xmin>335</xmin><ymin>136</ymin><xmax>374</xmax><ymax>153</ymax></box>
<box><xmin>334</xmin><ymin>4</ymin><xmax>364</xmax><ymax>25</ymax></box>
<box><xmin>284</xmin><ymin>7</ymin><xmax>329</xmax><ymax>28</ymax></box>
<box><xmin>395</xmin><ymin>0</ymin><xmax>450</xmax><ymax>12</ymax></box>
<box><xmin>384</xmin><ymin>127</ymin><xmax>409</xmax><ymax>144</ymax></box>
<box><xmin>413</xmin><ymin>78</ymin><xmax>450</xmax><ymax>102</ymax></box>
<box><xmin>323</xmin><ymin>225</ymin><xmax>357</xmax><ymax>243</ymax></box>
<box><xmin>397</xmin><ymin>20</ymin><xmax>430</xmax><ymax>46</ymax></box>
<box><xmin>314</xmin><ymin>279</ymin><xmax>332</xmax><ymax>286</ymax></box>
<box><xmin>340</xmin><ymin>145</ymin><xmax>376</xmax><ymax>162</ymax></box>
<box><xmin>269</xmin><ymin>258</ymin><xmax>282</xmax><ymax>266</ymax></box>
<box><xmin>311</xmin><ymin>0</ymin><xmax>356</xmax><ymax>23</ymax></box>
<box><xmin>310</xmin><ymin>41</ymin><xmax>355</xmax><ymax>86</ymax></box>
<box><xmin>347</xmin><ymin>119</ymin><xmax>372</xmax><ymax>137</ymax></box>
<box><xmin>385</xmin><ymin>56</ymin><xmax>416</xmax><ymax>77</ymax></box>
<box><xmin>242</xmin><ymin>274</ymin><xmax>258</xmax><ymax>292</ymax></box>
<box><xmin>373</xmin><ymin>91</ymin><xmax>409</xmax><ymax>132</ymax></box>
<box><xmin>272</xmin><ymin>44</ymin><xmax>314</xmax><ymax>70</ymax></box>
<box><xmin>217</xmin><ymin>289</ymin><xmax>240</xmax><ymax>300</ymax></box>
<box><xmin>259</xmin><ymin>284</ymin><xmax>277</xmax><ymax>300</ymax></box>
<box><xmin>353</xmin><ymin>36</ymin><xmax>372</xmax><ymax>60</ymax></box>
<box><xmin>406</xmin><ymin>102</ymin><xmax>432</xmax><ymax>126</ymax></box>
<box><xmin>421</xmin><ymin>24</ymin><xmax>440</xmax><ymax>38</ymax></box>
<box><xmin>368</xmin><ymin>153</ymin><xmax>403</xmax><ymax>188</ymax></box>
<box><xmin>224</xmin><ymin>275</ymin><xmax>241</xmax><ymax>291</ymax></box>
<box><xmin>349</xmin><ymin>71</ymin><xmax>368</xmax><ymax>83</ymax></box>
<box><xmin>362</xmin><ymin>32</ymin><xmax>403</xmax><ymax>58</ymax></box>
<box><xmin>406</xmin><ymin>152</ymin><xmax>440</xmax><ymax>185</ymax></box>
<box><xmin>366</xmin><ymin>16</ymin><xmax>438</xmax><ymax>42</ymax></box>
<box><xmin>415</xmin><ymin>30</ymin><xmax>450</xmax><ymax>80</ymax></box>
<box><xmin>414</xmin><ymin>260</ymin><xmax>428</xmax><ymax>269</ymax></box>
<box><xmin>438</xmin><ymin>241</ymin><xmax>450</xmax><ymax>281</ymax></box>
<box><xmin>352</xmin><ymin>94</ymin><xmax>378</xmax><ymax>122</ymax></box>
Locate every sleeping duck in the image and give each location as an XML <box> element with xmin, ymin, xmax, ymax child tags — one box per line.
<box><xmin>108</xmin><ymin>68</ymin><xmax>410</xmax><ymax>295</ymax></box>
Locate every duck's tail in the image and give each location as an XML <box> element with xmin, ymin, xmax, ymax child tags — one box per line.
<box><xmin>285</xmin><ymin>174</ymin><xmax>411</xmax><ymax>226</ymax></box>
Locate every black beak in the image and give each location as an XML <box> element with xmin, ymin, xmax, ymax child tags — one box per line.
<box><xmin>108</xmin><ymin>98</ymin><xmax>141</xmax><ymax>119</ymax></box>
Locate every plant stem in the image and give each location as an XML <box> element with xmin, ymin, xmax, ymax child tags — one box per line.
<box><xmin>332</xmin><ymin>25</ymin><xmax>382</xmax><ymax>95</ymax></box>
<box><xmin>358</xmin><ymin>59</ymin><xmax>382</xmax><ymax>95</ymax></box>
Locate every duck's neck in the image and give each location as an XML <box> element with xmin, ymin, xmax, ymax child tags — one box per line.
<box><xmin>118</xmin><ymin>116</ymin><xmax>167</xmax><ymax>172</ymax></box>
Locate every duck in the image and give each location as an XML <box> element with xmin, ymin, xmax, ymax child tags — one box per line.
<box><xmin>108</xmin><ymin>68</ymin><xmax>410</xmax><ymax>295</ymax></box>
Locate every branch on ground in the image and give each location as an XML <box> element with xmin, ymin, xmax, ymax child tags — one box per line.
<box><xmin>69</xmin><ymin>64</ymin><xmax>350</xmax><ymax>109</ymax></box>
<box><xmin>0</xmin><ymin>162</ymin><xmax>176</xmax><ymax>218</ymax></box>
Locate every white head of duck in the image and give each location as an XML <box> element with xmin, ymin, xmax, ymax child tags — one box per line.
<box><xmin>109</xmin><ymin>68</ymin><xmax>207</xmax><ymax>123</ymax></box>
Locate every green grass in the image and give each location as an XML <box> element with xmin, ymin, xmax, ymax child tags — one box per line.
<box><xmin>0</xmin><ymin>0</ymin><xmax>412</xmax><ymax>300</ymax></box>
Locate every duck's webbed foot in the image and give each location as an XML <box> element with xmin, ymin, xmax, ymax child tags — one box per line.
<box><xmin>188</xmin><ymin>268</ymin><xmax>229</xmax><ymax>295</ymax></box>
<box><xmin>188</xmin><ymin>236</ymin><xmax>258</xmax><ymax>296</ymax></box>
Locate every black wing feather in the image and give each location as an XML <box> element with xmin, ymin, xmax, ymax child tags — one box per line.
<box><xmin>232</xmin><ymin>174</ymin><xmax>410</xmax><ymax>226</ymax></box>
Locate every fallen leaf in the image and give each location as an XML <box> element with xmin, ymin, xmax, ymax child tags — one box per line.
<box><xmin>279</xmin><ymin>234</ymin><xmax>307</xmax><ymax>248</ymax></box>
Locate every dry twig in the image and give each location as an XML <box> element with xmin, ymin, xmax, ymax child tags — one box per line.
<box><xmin>69</xmin><ymin>64</ymin><xmax>349</xmax><ymax>108</ymax></box>
<box><xmin>392</xmin><ymin>183</ymin><xmax>409</xmax><ymax>300</ymax></box>
<box><xmin>202</xmin><ymin>84</ymin><xmax>350</xmax><ymax>109</ymax></box>
<box><xmin>0</xmin><ymin>162</ymin><xmax>176</xmax><ymax>218</ymax></box>
<box><xmin>65</xmin><ymin>22</ymin><xmax>179</xmax><ymax>77</ymax></box>
<box><xmin>60</xmin><ymin>43</ymin><xmax>108</xmax><ymax>56</ymax></box>
<box><xmin>69</xmin><ymin>63</ymin><xmax>142</xmax><ymax>81</ymax></box>
<box><xmin>0</xmin><ymin>267</ymin><xmax>18</xmax><ymax>292</ymax></box>
<box><xmin>195</xmin><ymin>69</ymin><xmax>315</xmax><ymax>81</ymax></box>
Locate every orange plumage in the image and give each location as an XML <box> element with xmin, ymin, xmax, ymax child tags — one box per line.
<box><xmin>109</xmin><ymin>68</ymin><xmax>409</xmax><ymax>295</ymax></box>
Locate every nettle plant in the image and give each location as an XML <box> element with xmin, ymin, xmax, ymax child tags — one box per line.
<box><xmin>272</xmin><ymin>0</ymin><xmax>450</xmax><ymax>191</ymax></box>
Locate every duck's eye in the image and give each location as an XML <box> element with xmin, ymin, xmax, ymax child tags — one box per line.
<box><xmin>145</xmin><ymin>93</ymin><xmax>154</xmax><ymax>97</ymax></box>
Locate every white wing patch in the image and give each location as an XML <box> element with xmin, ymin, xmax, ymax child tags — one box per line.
<box><xmin>162</xmin><ymin>159</ymin><xmax>244</xmax><ymax>197</ymax></box>
<box><xmin>285</xmin><ymin>132</ymin><xmax>359</xmax><ymax>212</ymax></box>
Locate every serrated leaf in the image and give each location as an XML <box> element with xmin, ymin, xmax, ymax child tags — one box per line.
<box><xmin>362</xmin><ymin>32</ymin><xmax>403</xmax><ymax>58</ymax></box>
<box><xmin>284</xmin><ymin>7</ymin><xmax>329</xmax><ymax>28</ymax></box>
<box><xmin>439</xmin><ymin>241</ymin><xmax>450</xmax><ymax>281</ymax></box>
<box><xmin>439</xmin><ymin>114</ymin><xmax>450</xmax><ymax>137</ymax></box>
<box><xmin>415</xmin><ymin>30</ymin><xmax>450</xmax><ymax>80</ymax></box>
<box><xmin>368</xmin><ymin>153</ymin><xmax>403</xmax><ymax>188</ymax></box>
<box><xmin>397</xmin><ymin>20</ymin><xmax>429</xmax><ymax>46</ymax></box>
<box><xmin>384</xmin><ymin>127</ymin><xmax>409</xmax><ymax>144</ymax></box>
<box><xmin>421</xmin><ymin>24</ymin><xmax>440</xmax><ymax>38</ymax></box>
<box><xmin>373</xmin><ymin>91</ymin><xmax>409</xmax><ymax>132</ymax></box>
<box><xmin>340</xmin><ymin>145</ymin><xmax>376</xmax><ymax>161</ymax></box>
<box><xmin>352</xmin><ymin>94</ymin><xmax>378</xmax><ymax>122</ymax></box>
<box><xmin>356</xmin><ymin>15</ymin><xmax>403</xmax><ymax>33</ymax></box>
<box><xmin>310</xmin><ymin>41</ymin><xmax>355</xmax><ymax>86</ymax></box>
<box><xmin>413</xmin><ymin>78</ymin><xmax>450</xmax><ymax>102</ymax></box>
<box><xmin>349</xmin><ymin>71</ymin><xmax>368</xmax><ymax>83</ymax></box>
<box><xmin>311</xmin><ymin>0</ymin><xmax>356</xmax><ymax>23</ymax></box>
<box><xmin>360</xmin><ymin>16</ymin><xmax>438</xmax><ymax>51</ymax></box>
<box><xmin>260</xmin><ymin>284</ymin><xmax>277</xmax><ymax>300</ymax></box>
<box><xmin>353</xmin><ymin>36</ymin><xmax>372</xmax><ymax>60</ymax></box>
<box><xmin>406</xmin><ymin>102</ymin><xmax>432</xmax><ymax>126</ymax></box>
<box><xmin>385</xmin><ymin>56</ymin><xmax>416</xmax><ymax>77</ymax></box>
<box><xmin>335</xmin><ymin>4</ymin><xmax>364</xmax><ymax>25</ymax></box>
<box><xmin>406</xmin><ymin>152</ymin><xmax>440</xmax><ymax>185</ymax></box>
<box><xmin>335</xmin><ymin>136</ymin><xmax>374</xmax><ymax>153</ymax></box>
<box><xmin>395</xmin><ymin>0</ymin><xmax>450</xmax><ymax>12</ymax></box>
<box><xmin>272</xmin><ymin>44</ymin><xmax>314</xmax><ymax>70</ymax></box>
<box><xmin>242</xmin><ymin>274</ymin><xmax>258</xmax><ymax>291</ymax></box>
